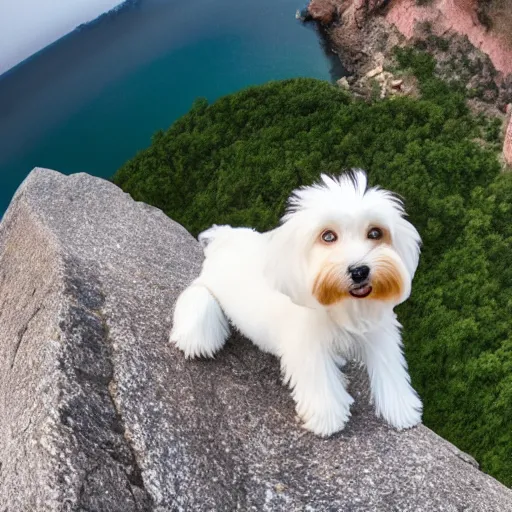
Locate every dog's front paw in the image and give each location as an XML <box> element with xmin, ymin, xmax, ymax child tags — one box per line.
<box><xmin>170</xmin><ymin>316</ymin><xmax>228</xmax><ymax>359</ymax></box>
<box><xmin>299</xmin><ymin>394</ymin><xmax>354</xmax><ymax>437</ymax></box>
<box><xmin>171</xmin><ymin>331</ymin><xmax>215</xmax><ymax>359</ymax></box>
<box><xmin>376</xmin><ymin>388</ymin><xmax>423</xmax><ymax>430</ymax></box>
<box><xmin>170</xmin><ymin>284</ymin><xmax>229</xmax><ymax>359</ymax></box>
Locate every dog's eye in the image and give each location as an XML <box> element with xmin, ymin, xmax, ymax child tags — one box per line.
<box><xmin>321</xmin><ymin>230</ymin><xmax>338</xmax><ymax>243</ymax></box>
<box><xmin>367</xmin><ymin>227</ymin><xmax>383</xmax><ymax>240</ymax></box>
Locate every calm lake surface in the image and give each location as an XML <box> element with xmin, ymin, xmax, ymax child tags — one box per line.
<box><xmin>0</xmin><ymin>0</ymin><xmax>339</xmax><ymax>214</ymax></box>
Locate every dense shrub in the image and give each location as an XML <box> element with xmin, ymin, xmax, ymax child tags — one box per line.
<box><xmin>113</xmin><ymin>77</ymin><xmax>511</xmax><ymax>486</ymax></box>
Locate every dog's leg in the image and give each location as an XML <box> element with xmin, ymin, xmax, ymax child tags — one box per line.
<box><xmin>279</xmin><ymin>328</ymin><xmax>354</xmax><ymax>437</ymax></box>
<box><xmin>170</xmin><ymin>283</ymin><xmax>230</xmax><ymax>359</ymax></box>
<box><xmin>361</xmin><ymin>319</ymin><xmax>422</xmax><ymax>429</ymax></box>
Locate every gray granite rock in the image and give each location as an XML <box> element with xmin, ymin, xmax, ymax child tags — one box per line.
<box><xmin>0</xmin><ymin>168</ymin><xmax>511</xmax><ymax>511</ymax></box>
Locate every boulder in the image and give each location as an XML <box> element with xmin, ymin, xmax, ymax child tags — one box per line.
<box><xmin>365</xmin><ymin>64</ymin><xmax>383</xmax><ymax>78</ymax></box>
<box><xmin>336</xmin><ymin>76</ymin><xmax>351</xmax><ymax>89</ymax></box>
<box><xmin>1</xmin><ymin>168</ymin><xmax>512</xmax><ymax>511</ymax></box>
<box><xmin>391</xmin><ymin>78</ymin><xmax>404</xmax><ymax>89</ymax></box>
<box><xmin>505</xmin><ymin>106</ymin><xmax>512</xmax><ymax>166</ymax></box>
<box><xmin>307</xmin><ymin>0</ymin><xmax>337</xmax><ymax>25</ymax></box>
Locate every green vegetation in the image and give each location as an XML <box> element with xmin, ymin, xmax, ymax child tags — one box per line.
<box><xmin>113</xmin><ymin>66</ymin><xmax>511</xmax><ymax>485</ymax></box>
<box><xmin>393</xmin><ymin>46</ymin><xmax>467</xmax><ymax>104</ymax></box>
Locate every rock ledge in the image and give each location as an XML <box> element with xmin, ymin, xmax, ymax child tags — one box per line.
<box><xmin>1</xmin><ymin>169</ymin><xmax>511</xmax><ymax>511</ymax></box>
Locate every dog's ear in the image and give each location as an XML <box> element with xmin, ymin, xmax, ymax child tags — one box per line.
<box><xmin>393</xmin><ymin>217</ymin><xmax>421</xmax><ymax>279</ymax></box>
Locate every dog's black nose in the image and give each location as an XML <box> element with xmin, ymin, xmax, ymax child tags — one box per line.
<box><xmin>349</xmin><ymin>265</ymin><xmax>370</xmax><ymax>283</ymax></box>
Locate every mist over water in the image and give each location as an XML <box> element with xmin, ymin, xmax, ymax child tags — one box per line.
<box><xmin>0</xmin><ymin>0</ymin><xmax>340</xmax><ymax>214</ymax></box>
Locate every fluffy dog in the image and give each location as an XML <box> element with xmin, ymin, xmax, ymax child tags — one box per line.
<box><xmin>171</xmin><ymin>170</ymin><xmax>422</xmax><ymax>436</ymax></box>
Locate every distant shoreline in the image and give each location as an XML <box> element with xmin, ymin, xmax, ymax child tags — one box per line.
<box><xmin>0</xmin><ymin>0</ymin><xmax>133</xmax><ymax>78</ymax></box>
<box><xmin>76</xmin><ymin>0</ymin><xmax>140</xmax><ymax>31</ymax></box>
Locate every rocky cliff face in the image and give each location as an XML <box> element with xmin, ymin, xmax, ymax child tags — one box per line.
<box><xmin>386</xmin><ymin>0</ymin><xmax>512</xmax><ymax>77</ymax></box>
<box><xmin>1</xmin><ymin>169</ymin><xmax>512</xmax><ymax>510</ymax></box>
<box><xmin>307</xmin><ymin>0</ymin><xmax>393</xmax><ymax>73</ymax></box>
<box><xmin>308</xmin><ymin>0</ymin><xmax>512</xmax><ymax>79</ymax></box>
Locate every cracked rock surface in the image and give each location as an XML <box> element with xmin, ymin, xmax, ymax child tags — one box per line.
<box><xmin>0</xmin><ymin>168</ymin><xmax>511</xmax><ymax>511</ymax></box>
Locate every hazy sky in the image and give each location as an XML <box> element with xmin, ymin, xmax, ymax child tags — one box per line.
<box><xmin>0</xmin><ymin>0</ymin><xmax>124</xmax><ymax>75</ymax></box>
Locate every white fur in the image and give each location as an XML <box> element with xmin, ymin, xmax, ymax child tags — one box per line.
<box><xmin>171</xmin><ymin>284</ymin><xmax>229</xmax><ymax>359</ymax></box>
<box><xmin>170</xmin><ymin>170</ymin><xmax>423</xmax><ymax>436</ymax></box>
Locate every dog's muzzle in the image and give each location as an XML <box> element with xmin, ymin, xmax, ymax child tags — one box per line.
<box><xmin>348</xmin><ymin>265</ymin><xmax>372</xmax><ymax>298</ymax></box>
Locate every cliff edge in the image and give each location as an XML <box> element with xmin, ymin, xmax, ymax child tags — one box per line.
<box><xmin>308</xmin><ymin>0</ymin><xmax>512</xmax><ymax>77</ymax></box>
<box><xmin>1</xmin><ymin>168</ymin><xmax>511</xmax><ymax>511</ymax></box>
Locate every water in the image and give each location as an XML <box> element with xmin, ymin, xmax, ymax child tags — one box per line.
<box><xmin>0</xmin><ymin>0</ymin><xmax>340</xmax><ymax>214</ymax></box>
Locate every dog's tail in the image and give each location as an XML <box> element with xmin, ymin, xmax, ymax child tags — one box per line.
<box><xmin>170</xmin><ymin>282</ymin><xmax>230</xmax><ymax>359</ymax></box>
<box><xmin>197</xmin><ymin>224</ymin><xmax>233</xmax><ymax>255</ymax></box>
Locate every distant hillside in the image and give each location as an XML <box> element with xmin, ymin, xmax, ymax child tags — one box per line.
<box><xmin>0</xmin><ymin>0</ymin><xmax>125</xmax><ymax>76</ymax></box>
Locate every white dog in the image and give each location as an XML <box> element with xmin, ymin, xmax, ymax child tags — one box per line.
<box><xmin>171</xmin><ymin>170</ymin><xmax>422</xmax><ymax>436</ymax></box>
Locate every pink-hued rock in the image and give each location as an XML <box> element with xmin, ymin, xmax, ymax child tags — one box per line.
<box><xmin>386</xmin><ymin>0</ymin><xmax>512</xmax><ymax>76</ymax></box>
<box><xmin>349</xmin><ymin>0</ymin><xmax>388</xmax><ymax>27</ymax></box>
<box><xmin>504</xmin><ymin>111</ymin><xmax>512</xmax><ymax>166</ymax></box>
<box><xmin>308</xmin><ymin>0</ymin><xmax>338</xmax><ymax>24</ymax></box>
<box><xmin>315</xmin><ymin>0</ymin><xmax>392</xmax><ymax>73</ymax></box>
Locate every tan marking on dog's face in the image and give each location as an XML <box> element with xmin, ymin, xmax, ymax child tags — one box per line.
<box><xmin>312</xmin><ymin>265</ymin><xmax>349</xmax><ymax>306</ymax></box>
<box><xmin>311</xmin><ymin>225</ymin><xmax>401</xmax><ymax>305</ymax></box>
<box><xmin>369</xmin><ymin>254</ymin><xmax>403</xmax><ymax>302</ymax></box>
